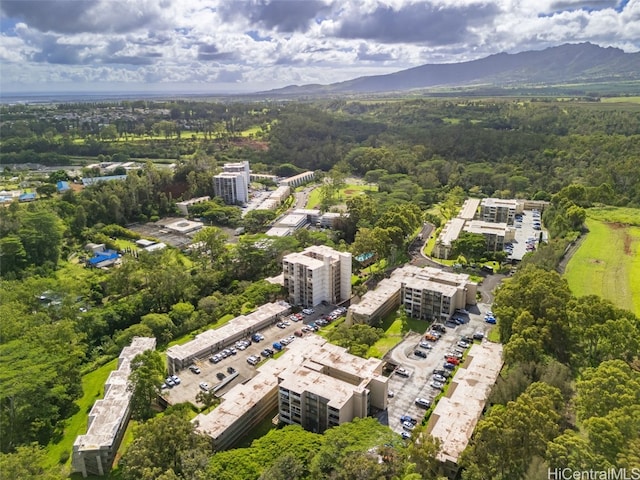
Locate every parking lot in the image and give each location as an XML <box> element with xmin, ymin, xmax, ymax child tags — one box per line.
<box><xmin>160</xmin><ymin>303</ymin><xmax>344</xmax><ymax>406</ymax></box>
<box><xmin>383</xmin><ymin>302</ymin><xmax>495</xmax><ymax>435</ymax></box>
<box><xmin>507</xmin><ymin>209</ymin><xmax>548</xmax><ymax>260</ymax></box>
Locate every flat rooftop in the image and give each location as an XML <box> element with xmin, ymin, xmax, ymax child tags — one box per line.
<box><xmin>279</xmin><ymin>365</ymin><xmax>365</xmax><ymax>410</ymax></box>
<box><xmin>74</xmin><ymin>337</ymin><xmax>156</xmax><ymax>451</ymax></box>
<box><xmin>166</xmin><ymin>302</ymin><xmax>290</xmax><ymax>362</ymax></box>
<box><xmin>480</xmin><ymin>198</ymin><xmax>519</xmax><ymax>208</ymax></box>
<box><xmin>162</xmin><ymin>219</ymin><xmax>204</xmax><ymax>233</ymax></box>
<box><xmin>278</xmin><ymin>213</ymin><xmax>307</xmax><ymax>227</ymax></box>
<box><xmin>464</xmin><ymin>220</ymin><xmax>510</xmax><ymax>235</ymax></box>
<box><xmin>427</xmin><ymin>342</ymin><xmax>504</xmax><ymax>465</ymax></box>
<box><xmin>459</xmin><ymin>198</ymin><xmax>481</xmax><ymax>220</ymax></box>
<box><xmin>349</xmin><ymin>277</ymin><xmax>401</xmax><ymax>317</ymax></box>
<box><xmin>438</xmin><ymin>218</ymin><xmax>467</xmax><ymax>247</ymax></box>
<box><xmin>265</xmin><ymin>227</ymin><xmax>293</xmax><ymax>237</ymax></box>
<box><xmin>283</xmin><ymin>251</ymin><xmax>325</xmax><ymax>268</ymax></box>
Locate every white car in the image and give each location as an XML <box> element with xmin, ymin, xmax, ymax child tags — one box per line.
<box><xmin>199</xmin><ymin>382</ymin><xmax>209</xmax><ymax>391</ymax></box>
<box><xmin>430</xmin><ymin>381</ymin><xmax>445</xmax><ymax>390</ymax></box>
<box><xmin>415</xmin><ymin>398</ymin><xmax>430</xmax><ymax>408</ymax></box>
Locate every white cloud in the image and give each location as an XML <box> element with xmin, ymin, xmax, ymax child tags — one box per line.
<box><xmin>0</xmin><ymin>0</ymin><xmax>638</xmax><ymax>93</ymax></box>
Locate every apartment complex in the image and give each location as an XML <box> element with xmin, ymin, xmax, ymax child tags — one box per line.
<box><xmin>282</xmin><ymin>245</ymin><xmax>352</xmax><ymax>307</ymax></box>
<box><xmin>213</xmin><ymin>161</ymin><xmax>250</xmax><ymax>205</ymax></box>
<box><xmin>433</xmin><ymin>197</ymin><xmax>520</xmax><ymax>259</ymax></box>
<box><xmin>194</xmin><ymin>336</ymin><xmax>387</xmax><ymax>449</ymax></box>
<box><xmin>71</xmin><ymin>337</ymin><xmax>156</xmax><ymax>478</ymax></box>
<box><xmin>279</xmin><ymin>171</ymin><xmax>315</xmax><ymax>188</ymax></box>
<box><xmin>347</xmin><ymin>265</ymin><xmax>476</xmax><ymax>325</ymax></box>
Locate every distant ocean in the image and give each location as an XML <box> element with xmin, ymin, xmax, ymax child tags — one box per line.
<box><xmin>0</xmin><ymin>91</ymin><xmax>242</xmax><ymax>104</ymax></box>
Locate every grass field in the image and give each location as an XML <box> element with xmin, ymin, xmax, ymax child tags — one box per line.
<box><xmin>564</xmin><ymin>208</ymin><xmax>640</xmax><ymax>316</ymax></box>
<box><xmin>600</xmin><ymin>96</ymin><xmax>640</xmax><ymax>104</ymax></box>
<box><xmin>45</xmin><ymin>359</ymin><xmax>118</xmax><ymax>468</ymax></box>
<box><xmin>367</xmin><ymin>313</ymin><xmax>429</xmax><ymax>358</ymax></box>
<box><xmin>305</xmin><ymin>183</ymin><xmax>376</xmax><ymax>209</ymax></box>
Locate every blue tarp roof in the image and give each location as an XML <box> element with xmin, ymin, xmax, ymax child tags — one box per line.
<box><xmin>57</xmin><ymin>181</ymin><xmax>70</xmax><ymax>192</ymax></box>
<box><xmin>355</xmin><ymin>252</ymin><xmax>374</xmax><ymax>262</ymax></box>
<box><xmin>88</xmin><ymin>250</ymin><xmax>119</xmax><ymax>265</ymax></box>
<box><xmin>19</xmin><ymin>192</ymin><xmax>36</xmax><ymax>201</ymax></box>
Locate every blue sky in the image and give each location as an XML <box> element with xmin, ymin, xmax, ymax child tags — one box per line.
<box><xmin>0</xmin><ymin>0</ymin><xmax>638</xmax><ymax>94</ymax></box>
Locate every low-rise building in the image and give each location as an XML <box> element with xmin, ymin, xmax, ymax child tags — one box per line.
<box><xmin>427</xmin><ymin>342</ymin><xmax>504</xmax><ymax>478</ymax></box>
<box><xmin>72</xmin><ymin>337</ymin><xmax>156</xmax><ymax>478</ymax></box>
<box><xmin>463</xmin><ymin>220</ymin><xmax>515</xmax><ymax>253</ymax></box>
<box><xmin>165</xmin><ymin>302</ymin><xmax>291</xmax><ymax>374</ymax></box>
<box><xmin>279</xmin><ymin>171</ymin><xmax>315</xmax><ymax>188</ymax></box>
<box><xmin>282</xmin><ymin>245</ymin><xmax>352</xmax><ymax>307</ymax></box>
<box><xmin>433</xmin><ymin>218</ymin><xmax>466</xmax><ymax>260</ymax></box>
<box><xmin>176</xmin><ymin>196</ymin><xmax>210</xmax><ymax>215</ymax></box>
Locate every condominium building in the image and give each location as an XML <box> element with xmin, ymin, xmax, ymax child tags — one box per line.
<box><xmin>213</xmin><ymin>161</ymin><xmax>251</xmax><ymax>205</ymax></box>
<box><xmin>346</xmin><ymin>265</ymin><xmax>476</xmax><ymax>325</ymax></box>
<box><xmin>463</xmin><ymin>220</ymin><xmax>516</xmax><ymax>252</ymax></box>
<box><xmin>282</xmin><ymin>245</ymin><xmax>352</xmax><ymax>307</ymax></box>
<box><xmin>399</xmin><ymin>266</ymin><xmax>476</xmax><ymax>321</ymax></box>
<box><xmin>479</xmin><ymin>198</ymin><xmax>522</xmax><ymax>225</ymax></box>
<box><xmin>277</xmin><ymin>337</ymin><xmax>387</xmax><ymax>433</ymax></box>
<box><xmin>194</xmin><ymin>335</ymin><xmax>387</xmax><ymax>450</ymax></box>
<box><xmin>279</xmin><ymin>171</ymin><xmax>315</xmax><ymax>188</ymax></box>
<box><xmin>71</xmin><ymin>337</ymin><xmax>156</xmax><ymax>478</ymax></box>
<box><xmin>427</xmin><ymin>342</ymin><xmax>504</xmax><ymax>478</ymax></box>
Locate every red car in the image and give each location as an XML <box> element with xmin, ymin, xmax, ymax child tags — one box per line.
<box><xmin>445</xmin><ymin>356</ymin><xmax>460</xmax><ymax>365</ymax></box>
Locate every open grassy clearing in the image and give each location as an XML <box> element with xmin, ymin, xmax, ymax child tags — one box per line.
<box><xmin>305</xmin><ymin>182</ymin><xmax>376</xmax><ymax>209</ymax></box>
<box><xmin>564</xmin><ymin>216</ymin><xmax>640</xmax><ymax>316</ymax></box>
<box><xmin>367</xmin><ymin>312</ymin><xmax>429</xmax><ymax>358</ymax></box>
<box><xmin>45</xmin><ymin>358</ymin><xmax>118</xmax><ymax>469</ymax></box>
<box><xmin>600</xmin><ymin>96</ymin><xmax>640</xmax><ymax>104</ymax></box>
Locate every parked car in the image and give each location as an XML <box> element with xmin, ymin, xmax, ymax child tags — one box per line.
<box><xmin>414</xmin><ymin>350</ymin><xmax>427</xmax><ymax>358</ymax></box>
<box><xmin>216</xmin><ymin>372</ymin><xmax>226</xmax><ymax>381</ymax></box>
<box><xmin>171</xmin><ymin>375</ymin><xmax>181</xmax><ymax>385</ymax></box>
<box><xmin>445</xmin><ymin>357</ymin><xmax>460</xmax><ymax>365</ymax></box>
<box><xmin>227</xmin><ymin>366</ymin><xmax>236</xmax><ymax>374</ymax></box>
<box><xmin>424</xmin><ymin>333</ymin><xmax>438</xmax><ymax>342</ymax></box>
<box><xmin>247</xmin><ymin>355</ymin><xmax>260</xmax><ymax>366</ymax></box>
<box><xmin>388</xmin><ymin>390</ymin><xmax>395</xmax><ymax>398</ymax></box>
<box><xmin>432</xmin><ymin>324</ymin><xmax>447</xmax><ymax>333</ymax></box>
<box><xmin>457</xmin><ymin>341</ymin><xmax>470</xmax><ymax>349</ymax></box>
<box><xmin>210</xmin><ymin>354</ymin><xmax>221</xmax><ymax>363</ymax></box>
<box><xmin>188</xmin><ymin>365</ymin><xmax>201</xmax><ymax>374</ymax></box>
<box><xmin>485</xmin><ymin>316</ymin><xmax>497</xmax><ymax>324</ymax></box>
<box><xmin>276</xmin><ymin>322</ymin><xmax>286</xmax><ymax>329</ymax></box>
<box><xmin>433</xmin><ymin>369</ymin><xmax>447</xmax><ymax>376</ymax></box>
<box><xmin>433</xmin><ymin>374</ymin><xmax>447</xmax><ymax>383</ymax></box>
<box><xmin>443</xmin><ymin>362</ymin><xmax>456</xmax><ymax>370</ymax></box>
<box><xmin>165</xmin><ymin>377</ymin><xmax>175</xmax><ymax>387</ymax></box>
<box><xmin>446</xmin><ymin>352</ymin><xmax>463</xmax><ymax>360</ymax></box>
<box><xmin>419</xmin><ymin>341</ymin><xmax>433</xmax><ymax>349</ymax></box>
<box><xmin>430</xmin><ymin>380</ymin><xmax>445</xmax><ymax>390</ymax></box>
<box><xmin>400</xmin><ymin>415</ymin><xmax>417</xmax><ymax>425</ymax></box>
<box><xmin>415</xmin><ymin>398</ymin><xmax>431</xmax><ymax>408</ymax></box>
<box><xmin>261</xmin><ymin>349</ymin><xmax>272</xmax><ymax>358</ymax></box>
<box><xmin>473</xmin><ymin>332</ymin><xmax>484</xmax><ymax>340</ymax></box>
<box><xmin>273</xmin><ymin>342</ymin><xmax>283</xmax><ymax>351</ymax></box>
<box><xmin>395</xmin><ymin>367</ymin><xmax>410</xmax><ymax>377</ymax></box>
<box><xmin>401</xmin><ymin>431</ymin><xmax>411</xmax><ymax>440</ymax></box>
<box><xmin>199</xmin><ymin>382</ymin><xmax>209</xmax><ymax>391</ymax></box>
<box><xmin>402</xmin><ymin>421</ymin><xmax>415</xmax><ymax>430</ymax></box>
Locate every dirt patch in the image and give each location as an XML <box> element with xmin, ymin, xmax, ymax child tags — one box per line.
<box><xmin>608</xmin><ymin>222</ymin><xmax>625</xmax><ymax>230</ymax></box>
<box><xmin>343</xmin><ymin>189</ymin><xmax>356</xmax><ymax>195</ymax></box>
<box><xmin>623</xmin><ymin>232</ymin><xmax>632</xmax><ymax>255</ymax></box>
<box><xmin>590</xmin><ymin>259</ymin><xmax>603</xmax><ymax>264</ymax></box>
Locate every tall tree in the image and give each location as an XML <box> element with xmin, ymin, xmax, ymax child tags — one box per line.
<box><xmin>128</xmin><ymin>350</ymin><xmax>166</xmax><ymax>421</ymax></box>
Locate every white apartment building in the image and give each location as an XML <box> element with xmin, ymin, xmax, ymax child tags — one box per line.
<box><xmin>213</xmin><ymin>161</ymin><xmax>251</xmax><ymax>205</ymax></box>
<box><xmin>72</xmin><ymin>337</ymin><xmax>156</xmax><ymax>478</ymax></box>
<box><xmin>463</xmin><ymin>220</ymin><xmax>516</xmax><ymax>252</ymax></box>
<box><xmin>479</xmin><ymin>198</ymin><xmax>522</xmax><ymax>225</ymax></box>
<box><xmin>282</xmin><ymin>245</ymin><xmax>352</xmax><ymax>307</ymax></box>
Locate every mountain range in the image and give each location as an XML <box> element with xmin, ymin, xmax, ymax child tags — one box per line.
<box><xmin>265</xmin><ymin>43</ymin><xmax>640</xmax><ymax>96</ymax></box>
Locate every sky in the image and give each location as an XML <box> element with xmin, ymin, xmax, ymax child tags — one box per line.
<box><xmin>0</xmin><ymin>0</ymin><xmax>638</xmax><ymax>95</ymax></box>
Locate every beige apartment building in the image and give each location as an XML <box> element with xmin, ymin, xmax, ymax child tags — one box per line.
<box><xmin>282</xmin><ymin>245</ymin><xmax>352</xmax><ymax>307</ymax></box>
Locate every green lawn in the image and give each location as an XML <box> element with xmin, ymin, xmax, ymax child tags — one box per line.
<box><xmin>305</xmin><ymin>183</ymin><xmax>376</xmax><ymax>209</ymax></box>
<box><xmin>601</xmin><ymin>96</ymin><xmax>640</xmax><ymax>104</ymax></box>
<box><xmin>564</xmin><ymin>215</ymin><xmax>640</xmax><ymax>316</ymax></box>
<box><xmin>45</xmin><ymin>359</ymin><xmax>118</xmax><ymax>469</ymax></box>
<box><xmin>367</xmin><ymin>313</ymin><xmax>430</xmax><ymax>358</ymax></box>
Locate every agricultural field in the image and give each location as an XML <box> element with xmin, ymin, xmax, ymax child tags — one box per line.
<box><xmin>564</xmin><ymin>207</ymin><xmax>640</xmax><ymax>316</ymax></box>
